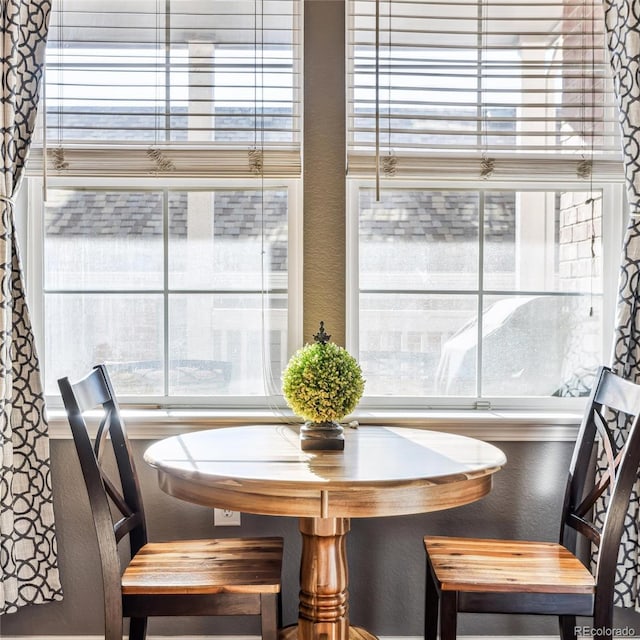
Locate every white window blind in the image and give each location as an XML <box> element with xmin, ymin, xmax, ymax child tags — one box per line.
<box><xmin>31</xmin><ymin>0</ymin><xmax>301</xmax><ymax>178</ymax></box>
<box><xmin>347</xmin><ymin>0</ymin><xmax>623</xmax><ymax>181</ymax></box>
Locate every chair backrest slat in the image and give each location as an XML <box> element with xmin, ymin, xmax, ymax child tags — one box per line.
<box><xmin>565</xmin><ymin>512</ymin><xmax>601</xmax><ymax>546</ymax></box>
<box><xmin>594</xmin><ymin>370</ymin><xmax>640</xmax><ymax>415</ymax></box>
<box><xmin>67</xmin><ymin>369</ymin><xmax>112</xmax><ymax>414</ymax></box>
<box><xmin>101</xmin><ymin>471</ymin><xmax>135</xmax><ymax>518</ymax></box>
<box><xmin>95</xmin><ymin>410</ymin><xmax>114</xmax><ymax>461</ymax></box>
<box><xmin>591</xmin><ymin>408</ymin><xmax>618</xmax><ymax>492</ymax></box>
<box><xmin>114</xmin><ymin>512</ymin><xmax>145</xmax><ymax>543</ymax></box>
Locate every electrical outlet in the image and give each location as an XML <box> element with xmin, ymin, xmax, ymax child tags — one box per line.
<box><xmin>213</xmin><ymin>508</ymin><xmax>241</xmax><ymax>526</ymax></box>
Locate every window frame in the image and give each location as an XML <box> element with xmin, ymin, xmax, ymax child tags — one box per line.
<box><xmin>24</xmin><ymin>175</ymin><xmax>303</xmax><ymax>409</ymax></box>
<box><xmin>346</xmin><ymin>177</ymin><xmax>625</xmax><ymax>411</ymax></box>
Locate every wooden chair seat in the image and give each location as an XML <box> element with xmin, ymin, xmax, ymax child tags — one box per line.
<box><xmin>424</xmin><ymin>536</ymin><xmax>595</xmax><ymax>595</ymax></box>
<box><xmin>122</xmin><ymin>537</ymin><xmax>283</xmax><ymax>595</ymax></box>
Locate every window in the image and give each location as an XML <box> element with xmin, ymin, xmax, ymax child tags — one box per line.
<box><xmin>347</xmin><ymin>0</ymin><xmax>624</xmax><ymax>407</ymax></box>
<box><xmin>26</xmin><ymin>0</ymin><xmax>302</xmax><ymax>404</ymax></box>
<box><xmin>22</xmin><ymin>0</ymin><xmax>626</xmax><ymax>410</ymax></box>
<box><xmin>32</xmin><ymin>183</ymin><xmax>297</xmax><ymax>402</ymax></box>
<box><xmin>350</xmin><ymin>183</ymin><xmax>619</xmax><ymax>406</ymax></box>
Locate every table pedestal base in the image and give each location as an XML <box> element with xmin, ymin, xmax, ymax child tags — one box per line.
<box><xmin>291</xmin><ymin>517</ymin><xmax>376</xmax><ymax>640</ymax></box>
<box><xmin>280</xmin><ymin>624</ymin><xmax>377</xmax><ymax>640</ymax></box>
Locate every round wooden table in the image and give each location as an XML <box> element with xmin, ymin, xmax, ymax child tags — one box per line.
<box><xmin>144</xmin><ymin>424</ymin><xmax>506</xmax><ymax>640</ymax></box>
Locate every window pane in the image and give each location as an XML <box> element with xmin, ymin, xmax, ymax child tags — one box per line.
<box><xmin>42</xmin><ymin>186</ymin><xmax>290</xmax><ymax>401</ymax></box>
<box><xmin>480</xmin><ymin>294</ymin><xmax>602</xmax><ymax>397</ymax></box>
<box><xmin>359</xmin><ymin>189</ymin><xmax>479</xmax><ymax>290</ymax></box>
<box><xmin>44</xmin><ymin>294</ymin><xmax>164</xmax><ymax>396</ymax></box>
<box><xmin>168</xmin><ymin>293</ymin><xmax>287</xmax><ymax>396</ymax></box>
<box><xmin>357</xmin><ymin>186</ymin><xmax>604</xmax><ymax>400</ymax></box>
<box><xmin>168</xmin><ymin>189</ymin><xmax>288</xmax><ymax>290</ymax></box>
<box><xmin>360</xmin><ymin>294</ymin><xmax>478</xmax><ymax>396</ymax></box>
<box><xmin>483</xmin><ymin>190</ymin><xmax>602</xmax><ymax>292</ymax></box>
<box><xmin>44</xmin><ymin>190</ymin><xmax>164</xmax><ymax>290</ymax></box>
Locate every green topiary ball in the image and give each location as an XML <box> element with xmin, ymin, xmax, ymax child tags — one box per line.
<box><xmin>282</xmin><ymin>331</ymin><xmax>365</xmax><ymax>424</ymax></box>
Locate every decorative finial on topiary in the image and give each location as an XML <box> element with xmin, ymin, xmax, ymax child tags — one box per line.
<box><xmin>313</xmin><ymin>321</ymin><xmax>331</xmax><ymax>345</ymax></box>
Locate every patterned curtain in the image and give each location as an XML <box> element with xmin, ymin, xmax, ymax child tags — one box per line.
<box><xmin>0</xmin><ymin>0</ymin><xmax>62</xmax><ymax>614</ymax></box>
<box><xmin>602</xmin><ymin>0</ymin><xmax>640</xmax><ymax>610</ymax></box>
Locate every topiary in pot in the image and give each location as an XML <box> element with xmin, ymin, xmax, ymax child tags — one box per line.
<box><xmin>282</xmin><ymin>322</ymin><xmax>365</xmax><ymax>451</ymax></box>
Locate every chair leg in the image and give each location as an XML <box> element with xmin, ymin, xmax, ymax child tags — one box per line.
<box><xmin>440</xmin><ymin>591</ymin><xmax>458</xmax><ymax>640</ymax></box>
<box><xmin>425</xmin><ymin>561</ymin><xmax>439</xmax><ymax>640</ymax></box>
<box><xmin>559</xmin><ymin>615</ymin><xmax>577</xmax><ymax>640</ymax></box>
<box><xmin>277</xmin><ymin>590</ymin><xmax>283</xmax><ymax>630</ymax></box>
<box><xmin>593</xmin><ymin>606</ymin><xmax>615</xmax><ymax>639</ymax></box>
<box><xmin>128</xmin><ymin>616</ymin><xmax>148</xmax><ymax>640</ymax></box>
<box><xmin>260</xmin><ymin>593</ymin><xmax>279</xmax><ymax>640</ymax></box>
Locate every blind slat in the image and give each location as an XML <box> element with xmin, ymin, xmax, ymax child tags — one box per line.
<box><xmin>27</xmin><ymin>147</ymin><xmax>301</xmax><ymax>179</ymax></box>
<box><xmin>347</xmin><ymin>153</ymin><xmax>623</xmax><ymax>181</ymax></box>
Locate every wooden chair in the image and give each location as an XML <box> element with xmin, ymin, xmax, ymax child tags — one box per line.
<box><xmin>424</xmin><ymin>365</ymin><xmax>640</xmax><ymax>640</ymax></box>
<box><xmin>58</xmin><ymin>364</ymin><xmax>283</xmax><ymax>640</ymax></box>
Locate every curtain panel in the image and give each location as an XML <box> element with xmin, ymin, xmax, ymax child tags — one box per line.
<box><xmin>0</xmin><ymin>0</ymin><xmax>62</xmax><ymax>614</ymax></box>
<box><xmin>603</xmin><ymin>0</ymin><xmax>640</xmax><ymax>611</ymax></box>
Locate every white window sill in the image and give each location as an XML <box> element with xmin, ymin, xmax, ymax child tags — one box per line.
<box><xmin>46</xmin><ymin>407</ymin><xmax>582</xmax><ymax>442</ymax></box>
